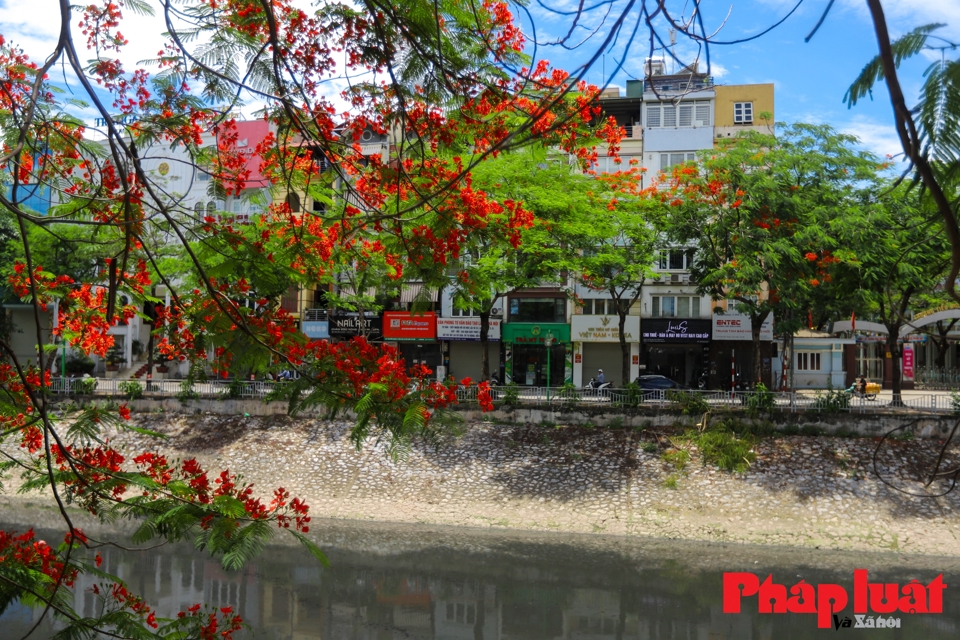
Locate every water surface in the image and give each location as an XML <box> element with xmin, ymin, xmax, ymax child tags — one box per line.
<box><xmin>1</xmin><ymin>519</ymin><xmax>957</xmax><ymax>639</ymax></box>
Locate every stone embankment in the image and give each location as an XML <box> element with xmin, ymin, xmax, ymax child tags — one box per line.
<box><xmin>6</xmin><ymin>412</ymin><xmax>960</xmax><ymax>555</ymax></box>
<box><xmin>121</xmin><ymin>413</ymin><xmax>960</xmax><ymax>554</ymax></box>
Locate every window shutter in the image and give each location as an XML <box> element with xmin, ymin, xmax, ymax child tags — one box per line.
<box><xmin>670</xmin><ymin>153</ymin><xmax>685</xmax><ymax>167</ymax></box>
<box><xmin>678</xmin><ymin>104</ymin><xmax>693</xmax><ymax>127</ymax></box>
<box><xmin>660</xmin><ymin>154</ymin><xmax>668</xmax><ymax>171</ymax></box>
<box><xmin>695</xmin><ymin>102</ymin><xmax>710</xmax><ymax>126</ymax></box>
<box><xmin>646</xmin><ymin>105</ymin><xmax>661</xmax><ymax>128</ymax></box>
<box><xmin>691</xmin><ymin>297</ymin><xmax>701</xmax><ymax>318</ymax></box>
<box><xmin>663</xmin><ymin>105</ymin><xmax>676</xmax><ymax>127</ymax></box>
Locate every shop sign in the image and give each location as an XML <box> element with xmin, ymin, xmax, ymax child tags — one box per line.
<box><xmin>501</xmin><ymin>323</ymin><xmax>571</xmax><ymax>344</ymax></box>
<box><xmin>436</xmin><ymin>317</ymin><xmax>501</xmax><ymax>341</ymax></box>
<box><xmin>329</xmin><ymin>313</ymin><xmax>383</xmax><ymax>340</ymax></box>
<box><xmin>301</xmin><ymin>320</ymin><xmax>329</xmax><ymax>339</ymax></box>
<box><xmin>383</xmin><ymin>311</ymin><xmax>436</xmax><ymax>341</ymax></box>
<box><xmin>712</xmin><ymin>313</ymin><xmax>774</xmax><ymax>341</ymax></box>
<box><xmin>571</xmin><ymin>315</ymin><xmax>640</xmax><ymax>342</ymax></box>
<box><xmin>642</xmin><ymin>318</ymin><xmax>711</xmax><ymax>343</ymax></box>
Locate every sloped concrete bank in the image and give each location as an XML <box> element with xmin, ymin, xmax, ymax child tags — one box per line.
<box><xmin>15</xmin><ymin>410</ymin><xmax>958</xmax><ymax>556</ymax></box>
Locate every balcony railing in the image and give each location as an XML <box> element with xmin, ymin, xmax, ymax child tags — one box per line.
<box><xmin>303</xmin><ymin>308</ymin><xmax>328</xmax><ymax>321</ymax></box>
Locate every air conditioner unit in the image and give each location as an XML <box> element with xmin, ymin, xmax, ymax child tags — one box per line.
<box><xmin>491</xmin><ymin>308</ymin><xmax>502</xmax><ymax>317</ymax></box>
<box><xmin>671</xmin><ymin>273</ymin><xmax>681</xmax><ymax>283</ymax></box>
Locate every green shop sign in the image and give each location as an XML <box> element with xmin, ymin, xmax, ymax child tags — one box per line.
<box><xmin>501</xmin><ymin>323</ymin><xmax>571</xmax><ymax>344</ymax></box>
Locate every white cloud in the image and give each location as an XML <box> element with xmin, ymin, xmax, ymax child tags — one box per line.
<box><xmin>838</xmin><ymin>116</ymin><xmax>905</xmax><ymax>159</ymax></box>
<box><xmin>838</xmin><ymin>0</ymin><xmax>960</xmax><ymax>41</ymax></box>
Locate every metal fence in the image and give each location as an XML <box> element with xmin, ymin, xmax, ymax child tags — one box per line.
<box><xmin>915</xmin><ymin>367</ymin><xmax>960</xmax><ymax>390</ymax></box>
<box><xmin>46</xmin><ymin>377</ymin><xmax>960</xmax><ymax>414</ymax></box>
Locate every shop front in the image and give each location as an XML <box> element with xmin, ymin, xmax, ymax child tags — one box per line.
<box><xmin>502</xmin><ymin>323</ymin><xmax>571</xmax><ymax>387</ymax></box>
<box><xmin>710</xmin><ymin>313</ymin><xmax>774</xmax><ymax>389</ymax></box>
<box><xmin>641</xmin><ymin>318</ymin><xmax>711</xmax><ymax>387</ymax></box>
<box><xmin>329</xmin><ymin>312</ymin><xmax>383</xmax><ymax>342</ymax></box>
<box><xmin>436</xmin><ymin>317</ymin><xmax>501</xmax><ymax>382</ymax></box>
<box><xmin>570</xmin><ymin>315</ymin><xmax>640</xmax><ymax>387</ymax></box>
<box><xmin>383</xmin><ymin>311</ymin><xmax>442</xmax><ymax>379</ymax></box>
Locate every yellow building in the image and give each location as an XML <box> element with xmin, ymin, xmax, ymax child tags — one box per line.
<box><xmin>713</xmin><ymin>83</ymin><xmax>775</xmax><ymax>140</ymax></box>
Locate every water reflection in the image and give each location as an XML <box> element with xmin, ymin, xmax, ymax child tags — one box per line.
<box><xmin>2</xmin><ymin>520</ymin><xmax>959</xmax><ymax>639</ymax></box>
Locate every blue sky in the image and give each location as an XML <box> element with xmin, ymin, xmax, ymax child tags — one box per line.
<box><xmin>0</xmin><ymin>0</ymin><xmax>957</xmax><ymax>160</ymax></box>
<box><xmin>520</xmin><ymin>0</ymin><xmax>960</xmax><ymax>159</ymax></box>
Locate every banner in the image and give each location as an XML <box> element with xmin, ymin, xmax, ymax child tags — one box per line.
<box><xmin>902</xmin><ymin>344</ymin><xmax>915</xmax><ymax>380</ymax></box>
<box><xmin>383</xmin><ymin>311</ymin><xmax>436</xmax><ymax>341</ymax></box>
<box><xmin>642</xmin><ymin>318</ymin><xmax>711</xmax><ymax>343</ymax></box>
<box><xmin>712</xmin><ymin>313</ymin><xmax>774</xmax><ymax>341</ymax></box>
<box><xmin>571</xmin><ymin>315</ymin><xmax>640</xmax><ymax>342</ymax></box>
<box><xmin>436</xmin><ymin>317</ymin><xmax>500</xmax><ymax>341</ymax></box>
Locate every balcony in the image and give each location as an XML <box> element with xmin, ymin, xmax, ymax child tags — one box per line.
<box><xmin>303</xmin><ymin>308</ymin><xmax>328</xmax><ymax>321</ymax></box>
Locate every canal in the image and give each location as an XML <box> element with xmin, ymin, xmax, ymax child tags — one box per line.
<box><xmin>1</xmin><ymin>519</ymin><xmax>957</xmax><ymax>638</ymax></box>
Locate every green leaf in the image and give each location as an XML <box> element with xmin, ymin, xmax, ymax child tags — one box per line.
<box><xmin>290</xmin><ymin>530</ymin><xmax>329</xmax><ymax>567</ymax></box>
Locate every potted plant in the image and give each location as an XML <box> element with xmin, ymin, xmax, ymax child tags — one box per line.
<box><xmin>132</xmin><ymin>339</ymin><xmax>144</xmax><ymax>361</ymax></box>
<box><xmin>105</xmin><ymin>345</ymin><xmax>124</xmax><ymax>378</ymax></box>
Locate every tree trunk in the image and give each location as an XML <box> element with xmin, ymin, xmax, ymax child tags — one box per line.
<box><xmin>618</xmin><ymin>310</ymin><xmax>630</xmax><ymax>387</ymax></box>
<box><xmin>934</xmin><ymin>320</ymin><xmax>957</xmax><ymax>368</ymax></box>
<box><xmin>751</xmin><ymin>311</ymin><xmax>769</xmax><ymax>387</ymax></box>
<box><xmin>887</xmin><ymin>329</ymin><xmax>903</xmax><ymax>406</ymax></box>
<box><xmin>479</xmin><ymin>309</ymin><xmax>490</xmax><ymax>381</ymax></box>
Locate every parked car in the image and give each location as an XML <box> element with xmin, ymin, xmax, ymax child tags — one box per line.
<box><xmin>634</xmin><ymin>375</ymin><xmax>686</xmax><ymax>390</ymax></box>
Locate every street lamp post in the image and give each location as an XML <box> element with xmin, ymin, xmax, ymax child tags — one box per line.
<box><xmin>544</xmin><ymin>330</ymin><xmax>555</xmax><ymax>403</ymax></box>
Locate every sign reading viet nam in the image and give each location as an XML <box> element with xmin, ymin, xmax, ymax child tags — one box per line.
<box><xmin>436</xmin><ymin>317</ymin><xmax>501</xmax><ymax>341</ymax></box>
<box><xmin>571</xmin><ymin>315</ymin><xmax>640</xmax><ymax>342</ymax></box>
<box><xmin>712</xmin><ymin>313</ymin><xmax>774</xmax><ymax>341</ymax></box>
<box><xmin>382</xmin><ymin>311</ymin><xmax>436</xmax><ymax>341</ymax></box>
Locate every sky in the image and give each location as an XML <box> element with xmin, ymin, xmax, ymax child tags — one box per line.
<box><xmin>0</xmin><ymin>0</ymin><xmax>957</xmax><ymax>160</ymax></box>
<box><xmin>522</xmin><ymin>0</ymin><xmax>960</xmax><ymax>160</ymax></box>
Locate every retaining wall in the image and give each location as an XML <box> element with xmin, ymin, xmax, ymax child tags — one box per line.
<box><xmin>104</xmin><ymin>397</ymin><xmax>957</xmax><ymax>439</ymax></box>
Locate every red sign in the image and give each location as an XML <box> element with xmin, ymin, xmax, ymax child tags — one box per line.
<box><xmin>574</xmin><ymin>354</ymin><xmax>582</xmax><ymax>363</ymax></box>
<box><xmin>632</xmin><ymin>355</ymin><xmax>639</xmax><ymax>365</ymax></box>
<box><xmin>383</xmin><ymin>312</ymin><xmax>436</xmax><ymax>341</ymax></box>
<box><xmin>233</xmin><ymin>120</ymin><xmax>271</xmax><ymax>188</ymax></box>
<box><xmin>902</xmin><ymin>345</ymin><xmax>915</xmax><ymax>379</ymax></box>
<box><xmin>723</xmin><ymin>570</ymin><xmax>946</xmax><ymax>630</ymax></box>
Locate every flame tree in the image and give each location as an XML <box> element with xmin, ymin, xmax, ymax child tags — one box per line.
<box><xmin>0</xmin><ymin>0</ymin><xmax>622</xmax><ymax>635</ymax></box>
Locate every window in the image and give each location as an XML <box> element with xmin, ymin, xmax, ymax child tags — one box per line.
<box><xmin>645</xmin><ymin>100</ymin><xmax>711</xmax><ymax>128</ymax></box>
<box><xmin>796</xmin><ymin>352</ymin><xmax>822</xmax><ymax>371</ymax></box>
<box><xmin>659</xmin><ymin>153</ymin><xmax>697</xmax><ymax>171</ymax></box>
<box><xmin>651</xmin><ymin>296</ymin><xmax>701</xmax><ymax>318</ymax></box>
<box><xmin>657</xmin><ymin>248</ymin><xmax>695</xmax><ymax>270</ymax></box>
<box><xmin>509</xmin><ymin>297</ymin><xmax>565</xmax><ymax>323</ymax></box>
<box><xmin>734</xmin><ymin>102</ymin><xmax>754</xmax><ymax>124</ymax></box>
<box><xmin>451</xmin><ymin>307</ymin><xmax>476</xmax><ymax>317</ymax></box>
<box><xmin>582</xmin><ymin>299</ymin><xmax>618</xmax><ymax>315</ymax></box>
<box><xmin>285</xmin><ymin>192</ymin><xmax>301</xmax><ymax>213</ymax></box>
<box><xmin>194</xmin><ymin>202</ymin><xmax>203</xmax><ymax>215</ymax></box>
